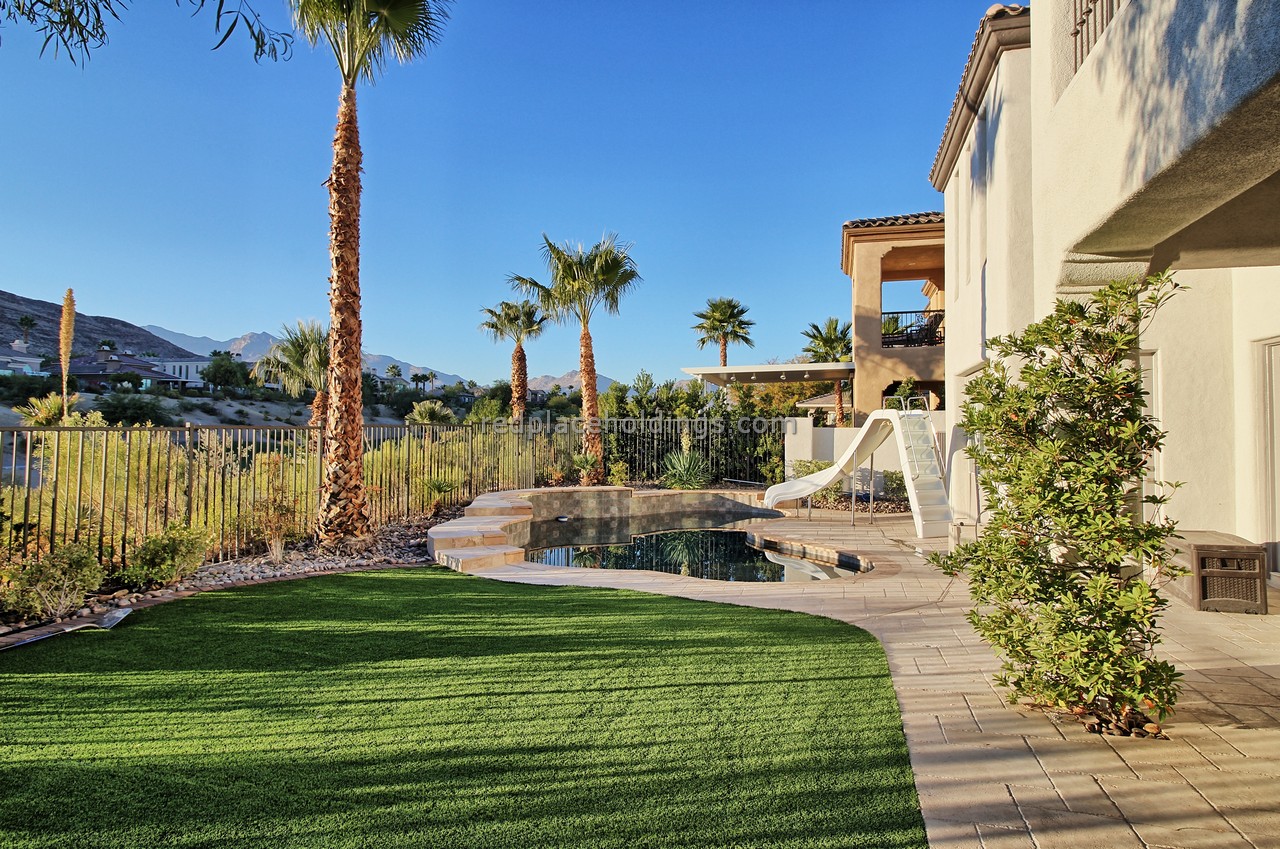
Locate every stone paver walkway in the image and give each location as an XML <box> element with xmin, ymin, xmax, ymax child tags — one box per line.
<box><xmin>467</xmin><ymin>512</ymin><xmax>1280</xmax><ymax>849</ymax></box>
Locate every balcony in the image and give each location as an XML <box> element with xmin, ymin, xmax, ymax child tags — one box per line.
<box><xmin>881</xmin><ymin>310</ymin><xmax>944</xmax><ymax>348</ymax></box>
<box><xmin>1071</xmin><ymin>0</ymin><xmax>1121</xmax><ymax>73</ymax></box>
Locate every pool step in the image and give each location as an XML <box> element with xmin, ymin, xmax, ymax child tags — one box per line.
<box><xmin>435</xmin><ymin>545</ymin><xmax>526</xmax><ymax>573</ymax></box>
<box><xmin>427</xmin><ymin>516</ymin><xmax>518</xmax><ymax>557</ymax></box>
<box><xmin>465</xmin><ymin>495</ymin><xmax>533</xmax><ymax>517</ymax></box>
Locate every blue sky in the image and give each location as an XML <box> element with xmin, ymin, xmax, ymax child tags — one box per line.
<box><xmin>0</xmin><ymin>2</ymin><xmax>981</xmax><ymax>385</ymax></box>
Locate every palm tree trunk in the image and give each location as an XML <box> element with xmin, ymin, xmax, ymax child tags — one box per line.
<box><xmin>511</xmin><ymin>343</ymin><xmax>527</xmax><ymax>423</ymax></box>
<box><xmin>308</xmin><ymin>388</ymin><xmax>328</xmax><ymax>445</ymax></box>
<box><xmin>579</xmin><ymin>323</ymin><xmax>604</xmax><ymax>484</ymax></box>
<box><xmin>316</xmin><ymin>82</ymin><xmax>371</xmax><ymax>549</ymax></box>
<box><xmin>718</xmin><ymin>337</ymin><xmax>727</xmax><ymax>368</ymax></box>
<box><xmin>834</xmin><ymin>378</ymin><xmax>845</xmax><ymax>427</ymax></box>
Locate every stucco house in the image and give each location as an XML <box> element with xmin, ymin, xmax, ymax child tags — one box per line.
<box><xmin>927</xmin><ymin>1</ymin><xmax>1280</xmax><ymax>577</ymax></box>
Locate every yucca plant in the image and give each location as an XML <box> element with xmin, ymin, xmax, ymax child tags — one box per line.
<box><xmin>661</xmin><ymin>451</ymin><xmax>711</xmax><ymax>490</ymax></box>
<box><xmin>572</xmin><ymin>453</ymin><xmax>601</xmax><ymax>486</ymax></box>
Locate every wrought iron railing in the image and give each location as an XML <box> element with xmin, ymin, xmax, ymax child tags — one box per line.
<box><xmin>881</xmin><ymin>310</ymin><xmax>945</xmax><ymax>348</ymax></box>
<box><xmin>0</xmin><ymin>417</ymin><xmax>785</xmax><ymax>566</ymax></box>
<box><xmin>1071</xmin><ymin>0</ymin><xmax>1122</xmax><ymax>73</ymax></box>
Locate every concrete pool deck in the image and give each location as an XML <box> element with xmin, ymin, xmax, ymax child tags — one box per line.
<box><xmin>466</xmin><ymin>511</ymin><xmax>1280</xmax><ymax>849</ymax></box>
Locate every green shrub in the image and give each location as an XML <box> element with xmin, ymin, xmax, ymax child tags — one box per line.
<box><xmin>791</xmin><ymin>459</ymin><xmax>843</xmax><ymax>506</ymax></box>
<box><xmin>881</xmin><ymin>470</ymin><xmax>907</xmax><ymax>500</ymax></box>
<box><xmin>933</xmin><ymin>273</ymin><xmax>1183</xmax><ymax>719</ymax></box>
<box><xmin>2</xmin><ymin>544</ymin><xmax>105</xmax><ymax>620</ymax></box>
<box><xmin>607</xmin><ymin>461</ymin><xmax>630</xmax><ymax>487</ymax></box>
<box><xmin>118</xmin><ymin>525</ymin><xmax>209</xmax><ymax>588</ymax></box>
<box><xmin>95</xmin><ymin>392</ymin><xmax>177</xmax><ymax>426</ymax></box>
<box><xmin>661</xmin><ymin>451</ymin><xmax>711</xmax><ymax>490</ymax></box>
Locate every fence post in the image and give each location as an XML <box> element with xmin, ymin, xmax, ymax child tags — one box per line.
<box><xmin>468</xmin><ymin>426</ymin><xmax>475</xmax><ymax>500</ymax></box>
<box><xmin>184</xmin><ymin>422</ymin><xmax>196</xmax><ymax>525</ymax></box>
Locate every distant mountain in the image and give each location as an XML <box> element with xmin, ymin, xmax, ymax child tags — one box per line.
<box><xmin>0</xmin><ymin>290</ymin><xmax>195</xmax><ymax>359</ymax></box>
<box><xmin>527</xmin><ymin>370</ymin><xmax>616</xmax><ymax>393</ymax></box>
<box><xmin>143</xmin><ymin>326</ymin><xmax>279</xmax><ymax>360</ymax></box>
<box><xmin>146</xmin><ymin>324</ymin><xmax>466</xmax><ymax>386</ymax></box>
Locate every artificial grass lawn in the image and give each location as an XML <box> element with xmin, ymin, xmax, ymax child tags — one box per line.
<box><xmin>0</xmin><ymin>569</ymin><xmax>925</xmax><ymax>849</ymax></box>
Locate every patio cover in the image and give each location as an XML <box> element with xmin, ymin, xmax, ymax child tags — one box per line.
<box><xmin>680</xmin><ymin>362</ymin><xmax>855</xmax><ymax>388</ymax></box>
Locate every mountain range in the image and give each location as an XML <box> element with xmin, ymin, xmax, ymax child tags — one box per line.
<box><xmin>1</xmin><ymin>290</ymin><xmax>194</xmax><ymax>359</ymax></box>
<box><xmin>526</xmin><ymin>370</ymin><xmax>616</xmax><ymax>393</ymax></box>
<box><xmin>143</xmin><ymin>325</ymin><xmax>468</xmax><ymax>387</ymax></box>
<box><xmin>0</xmin><ymin>288</ymin><xmax>619</xmax><ymax>391</ymax></box>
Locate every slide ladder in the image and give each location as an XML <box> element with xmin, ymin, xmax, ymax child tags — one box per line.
<box><xmin>764</xmin><ymin>403</ymin><xmax>952</xmax><ymax>539</ymax></box>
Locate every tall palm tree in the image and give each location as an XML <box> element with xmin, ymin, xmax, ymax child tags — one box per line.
<box><xmin>411</xmin><ymin>372</ymin><xmax>428</xmax><ymax>391</ymax></box>
<box><xmin>425</xmin><ymin>370</ymin><xmax>438</xmax><ymax>391</ymax></box>
<box><xmin>802</xmin><ymin>317</ymin><xmax>853</xmax><ymax>427</ymax></box>
<box><xmin>510</xmin><ymin>234</ymin><xmax>641</xmax><ymax>483</ymax></box>
<box><xmin>693</xmin><ymin>297</ymin><xmax>754</xmax><ymax>367</ymax></box>
<box><xmin>289</xmin><ymin>0</ymin><xmax>451</xmax><ymax>549</ymax></box>
<box><xmin>17</xmin><ymin>314</ymin><xmax>35</xmax><ymax>345</ymax></box>
<box><xmin>252</xmin><ymin>320</ymin><xmax>330</xmax><ymax>431</ymax></box>
<box><xmin>479</xmin><ymin>299</ymin><xmax>547</xmax><ymax>423</ymax></box>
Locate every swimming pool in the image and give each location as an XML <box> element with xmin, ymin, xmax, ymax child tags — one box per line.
<box><xmin>527</xmin><ymin>527</ymin><xmax>862</xmax><ymax>583</ymax></box>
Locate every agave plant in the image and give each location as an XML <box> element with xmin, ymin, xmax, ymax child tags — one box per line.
<box><xmin>661</xmin><ymin>450</ymin><xmax>711</xmax><ymax>490</ymax></box>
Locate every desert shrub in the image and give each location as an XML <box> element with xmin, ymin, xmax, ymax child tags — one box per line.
<box><xmin>790</xmin><ymin>459</ymin><xmax>844</xmax><ymax>507</ymax></box>
<box><xmin>95</xmin><ymin>393</ymin><xmax>177</xmax><ymax>426</ymax></box>
<box><xmin>118</xmin><ymin>525</ymin><xmax>209</xmax><ymax>588</ymax></box>
<box><xmin>881</xmin><ymin>470</ymin><xmax>907</xmax><ymax>500</ymax></box>
<box><xmin>933</xmin><ymin>273</ymin><xmax>1183</xmax><ymax>720</ymax></box>
<box><xmin>2</xmin><ymin>544</ymin><xmax>104</xmax><ymax>620</ymax></box>
<box><xmin>256</xmin><ymin>456</ymin><xmax>303</xmax><ymax>564</ymax></box>
<box><xmin>607</xmin><ymin>461</ymin><xmax>630</xmax><ymax>487</ymax></box>
<box><xmin>538</xmin><ymin>453</ymin><xmax>574</xmax><ymax>487</ymax></box>
<box><xmin>0</xmin><ymin>374</ymin><xmax>61</xmax><ymax>406</ymax></box>
<box><xmin>661</xmin><ymin>451</ymin><xmax>711</xmax><ymax>490</ymax></box>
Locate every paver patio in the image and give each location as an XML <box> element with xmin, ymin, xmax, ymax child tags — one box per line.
<box><xmin>467</xmin><ymin>511</ymin><xmax>1280</xmax><ymax>849</ymax></box>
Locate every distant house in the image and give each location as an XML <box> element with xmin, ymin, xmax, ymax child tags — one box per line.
<box><xmin>54</xmin><ymin>348</ymin><xmax>195</xmax><ymax>391</ymax></box>
<box><xmin>144</xmin><ymin>356</ymin><xmax>214</xmax><ymax>390</ymax></box>
<box><xmin>526</xmin><ymin>388</ymin><xmax>550</xmax><ymax>405</ymax></box>
<box><xmin>0</xmin><ymin>340</ymin><xmax>47</xmax><ymax>377</ymax></box>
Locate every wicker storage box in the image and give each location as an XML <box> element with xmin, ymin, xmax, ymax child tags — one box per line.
<box><xmin>1167</xmin><ymin>530</ymin><xmax>1269</xmax><ymax>615</ymax></box>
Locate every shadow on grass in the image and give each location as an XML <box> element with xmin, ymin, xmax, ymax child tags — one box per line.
<box><xmin>0</xmin><ymin>569</ymin><xmax>927</xmax><ymax>849</ymax></box>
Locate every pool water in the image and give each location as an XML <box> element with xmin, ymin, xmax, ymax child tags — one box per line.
<box><xmin>527</xmin><ymin>528</ymin><xmax>859</xmax><ymax>583</ymax></box>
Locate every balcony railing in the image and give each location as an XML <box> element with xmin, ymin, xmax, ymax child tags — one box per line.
<box><xmin>881</xmin><ymin>310</ymin><xmax>945</xmax><ymax>348</ymax></box>
<box><xmin>1071</xmin><ymin>0</ymin><xmax>1122</xmax><ymax>73</ymax></box>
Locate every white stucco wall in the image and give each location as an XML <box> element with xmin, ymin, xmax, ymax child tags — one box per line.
<box><xmin>942</xmin><ymin>47</ymin><xmax>1034</xmax><ymax>525</ymax></box>
<box><xmin>1229</xmin><ymin>266</ymin><xmax>1280</xmax><ymax>547</ymax></box>
<box><xmin>1141</xmin><ymin>270</ymin><xmax>1238</xmax><ymax>532</ymax></box>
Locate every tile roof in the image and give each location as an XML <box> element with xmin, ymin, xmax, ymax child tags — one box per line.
<box><xmin>929</xmin><ymin>4</ymin><xmax>1031</xmax><ymax>189</ymax></box>
<box><xmin>842</xmin><ymin>211</ymin><xmax>944</xmax><ymax>230</ymax></box>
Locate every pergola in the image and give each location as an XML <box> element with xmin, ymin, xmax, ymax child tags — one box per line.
<box><xmin>680</xmin><ymin>362</ymin><xmax>855</xmax><ymax>388</ymax></box>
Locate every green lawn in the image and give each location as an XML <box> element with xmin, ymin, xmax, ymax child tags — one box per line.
<box><xmin>0</xmin><ymin>568</ymin><xmax>925</xmax><ymax>849</ymax></box>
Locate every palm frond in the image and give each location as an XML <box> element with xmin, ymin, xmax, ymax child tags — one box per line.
<box><xmin>290</xmin><ymin>0</ymin><xmax>451</xmax><ymax>84</ymax></box>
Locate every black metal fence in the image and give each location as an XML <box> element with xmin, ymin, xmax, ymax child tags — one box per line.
<box><xmin>1</xmin><ymin>417</ymin><xmax>785</xmax><ymax>565</ymax></box>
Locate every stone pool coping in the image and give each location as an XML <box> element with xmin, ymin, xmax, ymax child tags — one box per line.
<box><xmin>426</xmin><ymin>486</ymin><xmax>871</xmax><ymax>573</ymax></box>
